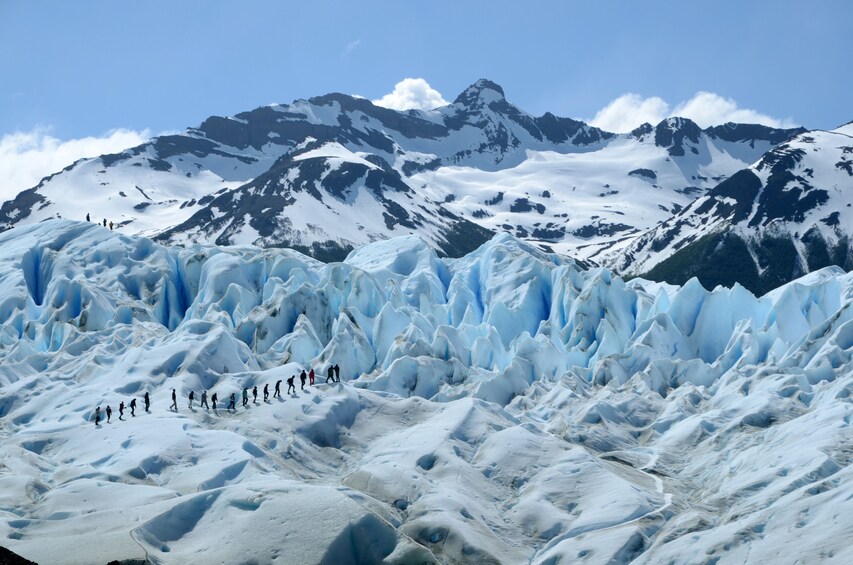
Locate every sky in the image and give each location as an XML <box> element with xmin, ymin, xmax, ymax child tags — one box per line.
<box><xmin>1</xmin><ymin>0</ymin><xmax>851</xmax><ymax>195</ymax></box>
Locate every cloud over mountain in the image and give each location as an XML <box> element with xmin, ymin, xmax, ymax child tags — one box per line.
<box><xmin>589</xmin><ymin>91</ymin><xmax>798</xmax><ymax>132</ymax></box>
<box><xmin>0</xmin><ymin>127</ymin><xmax>149</xmax><ymax>200</ymax></box>
<box><xmin>372</xmin><ymin>78</ymin><xmax>449</xmax><ymax>111</ymax></box>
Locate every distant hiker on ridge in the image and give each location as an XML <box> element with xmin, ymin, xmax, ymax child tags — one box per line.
<box><xmin>287</xmin><ymin>375</ymin><xmax>296</xmax><ymax>395</ymax></box>
<box><xmin>109</xmin><ymin>221</ymin><xmax>113</xmax><ymax>231</ymax></box>
<box><xmin>326</xmin><ymin>365</ymin><xmax>334</xmax><ymax>384</ymax></box>
<box><xmin>188</xmin><ymin>390</ymin><xmax>195</xmax><ymax>409</ymax></box>
<box><xmin>274</xmin><ymin>379</ymin><xmax>282</xmax><ymax>398</ymax></box>
<box><xmin>94</xmin><ymin>406</ymin><xmax>101</xmax><ymax>426</ymax></box>
<box><xmin>263</xmin><ymin>383</ymin><xmax>269</xmax><ymax>402</ymax></box>
<box><xmin>300</xmin><ymin>370</ymin><xmax>307</xmax><ymax>391</ymax></box>
<box><xmin>106</xmin><ymin>405</ymin><xmax>112</xmax><ymax>423</ymax></box>
<box><xmin>211</xmin><ymin>392</ymin><xmax>218</xmax><ymax>411</ymax></box>
<box><xmin>130</xmin><ymin>398</ymin><xmax>137</xmax><ymax>417</ymax></box>
<box><xmin>144</xmin><ymin>392</ymin><xmax>150</xmax><ymax>412</ymax></box>
<box><xmin>242</xmin><ymin>388</ymin><xmax>249</xmax><ymax>407</ymax></box>
<box><xmin>86</xmin><ymin>213</ymin><xmax>90</xmax><ymax>222</ymax></box>
<box><xmin>171</xmin><ymin>389</ymin><xmax>178</xmax><ymax>411</ymax></box>
<box><xmin>228</xmin><ymin>393</ymin><xmax>236</xmax><ymax>412</ymax></box>
<box><xmin>252</xmin><ymin>385</ymin><xmax>258</xmax><ymax>404</ymax></box>
<box><xmin>118</xmin><ymin>401</ymin><xmax>125</xmax><ymax>420</ymax></box>
<box><xmin>201</xmin><ymin>390</ymin><xmax>209</xmax><ymax>409</ymax></box>
<box><xmin>309</xmin><ymin>368</ymin><xmax>315</xmax><ymax>386</ymax></box>
<box><xmin>103</xmin><ymin>218</ymin><xmax>107</xmax><ymax>227</ymax></box>
<box><xmin>334</xmin><ymin>363</ymin><xmax>340</xmax><ymax>382</ymax></box>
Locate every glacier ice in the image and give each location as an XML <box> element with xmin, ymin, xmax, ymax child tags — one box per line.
<box><xmin>0</xmin><ymin>220</ymin><xmax>851</xmax><ymax>564</ymax></box>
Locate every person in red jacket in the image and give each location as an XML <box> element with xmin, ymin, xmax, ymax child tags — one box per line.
<box><xmin>309</xmin><ymin>368</ymin><xmax>315</xmax><ymax>385</ymax></box>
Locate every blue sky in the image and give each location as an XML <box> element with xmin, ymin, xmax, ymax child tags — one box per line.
<box><xmin>1</xmin><ymin>0</ymin><xmax>851</xmax><ymax>193</ymax></box>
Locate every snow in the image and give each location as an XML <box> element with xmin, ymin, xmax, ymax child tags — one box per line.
<box><xmin>1</xmin><ymin>220</ymin><xmax>852</xmax><ymax>564</ymax></box>
<box><xmin>614</xmin><ymin>128</ymin><xmax>853</xmax><ymax>277</ymax></box>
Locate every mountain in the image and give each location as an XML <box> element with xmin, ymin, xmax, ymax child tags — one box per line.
<box><xmin>609</xmin><ymin>125</ymin><xmax>853</xmax><ymax>294</ymax></box>
<box><xmin>0</xmin><ymin>80</ymin><xmax>803</xmax><ymax>264</ymax></box>
<box><xmin>1</xmin><ymin>221</ymin><xmax>851</xmax><ymax>563</ymax></box>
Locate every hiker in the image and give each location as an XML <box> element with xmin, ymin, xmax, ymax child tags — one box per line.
<box><xmin>106</xmin><ymin>405</ymin><xmax>112</xmax><ymax>423</ymax></box>
<box><xmin>94</xmin><ymin>406</ymin><xmax>101</xmax><ymax>426</ymax></box>
<box><xmin>188</xmin><ymin>390</ymin><xmax>195</xmax><ymax>409</ymax></box>
<box><xmin>334</xmin><ymin>364</ymin><xmax>340</xmax><ymax>382</ymax></box>
<box><xmin>309</xmin><ymin>368</ymin><xmax>315</xmax><ymax>386</ymax></box>
<box><xmin>144</xmin><ymin>392</ymin><xmax>150</xmax><ymax>412</ymax></box>
<box><xmin>119</xmin><ymin>401</ymin><xmax>125</xmax><ymax>420</ymax></box>
<box><xmin>242</xmin><ymin>388</ymin><xmax>248</xmax><ymax>407</ymax></box>
<box><xmin>263</xmin><ymin>383</ymin><xmax>269</xmax><ymax>402</ymax></box>
<box><xmin>287</xmin><ymin>375</ymin><xmax>296</xmax><ymax>395</ymax></box>
<box><xmin>211</xmin><ymin>392</ymin><xmax>218</xmax><ymax>410</ymax></box>
<box><xmin>103</xmin><ymin>218</ymin><xmax>107</xmax><ymax>227</ymax></box>
<box><xmin>109</xmin><ymin>221</ymin><xmax>113</xmax><ymax>231</ymax></box>
<box><xmin>201</xmin><ymin>390</ymin><xmax>209</xmax><ymax>409</ymax></box>
<box><xmin>300</xmin><ymin>370</ymin><xmax>307</xmax><ymax>390</ymax></box>
<box><xmin>252</xmin><ymin>385</ymin><xmax>258</xmax><ymax>404</ymax></box>
<box><xmin>326</xmin><ymin>365</ymin><xmax>334</xmax><ymax>384</ymax></box>
<box><xmin>86</xmin><ymin>213</ymin><xmax>90</xmax><ymax>222</ymax></box>
<box><xmin>171</xmin><ymin>389</ymin><xmax>177</xmax><ymax>411</ymax></box>
<box><xmin>130</xmin><ymin>398</ymin><xmax>137</xmax><ymax>417</ymax></box>
<box><xmin>228</xmin><ymin>393</ymin><xmax>236</xmax><ymax>411</ymax></box>
<box><xmin>274</xmin><ymin>380</ymin><xmax>282</xmax><ymax>398</ymax></box>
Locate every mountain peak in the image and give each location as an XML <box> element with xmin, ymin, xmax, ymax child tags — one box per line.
<box><xmin>453</xmin><ymin>79</ymin><xmax>507</xmax><ymax>105</ymax></box>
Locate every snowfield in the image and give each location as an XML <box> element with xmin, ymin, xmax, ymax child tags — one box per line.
<box><xmin>0</xmin><ymin>220</ymin><xmax>851</xmax><ymax>564</ymax></box>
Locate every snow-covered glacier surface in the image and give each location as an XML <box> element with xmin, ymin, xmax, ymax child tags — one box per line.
<box><xmin>0</xmin><ymin>220</ymin><xmax>851</xmax><ymax>564</ymax></box>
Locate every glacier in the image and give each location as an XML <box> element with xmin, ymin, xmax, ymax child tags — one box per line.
<box><xmin>0</xmin><ymin>220</ymin><xmax>851</xmax><ymax>564</ymax></box>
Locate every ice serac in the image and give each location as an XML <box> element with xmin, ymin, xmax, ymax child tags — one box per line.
<box><xmin>0</xmin><ymin>220</ymin><xmax>851</xmax><ymax>564</ymax></box>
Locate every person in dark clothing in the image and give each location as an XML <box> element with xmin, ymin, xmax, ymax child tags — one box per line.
<box><xmin>106</xmin><ymin>405</ymin><xmax>112</xmax><ymax>423</ymax></box>
<box><xmin>170</xmin><ymin>389</ymin><xmax>177</xmax><ymax>411</ymax></box>
<box><xmin>252</xmin><ymin>385</ymin><xmax>258</xmax><ymax>404</ymax></box>
<box><xmin>228</xmin><ymin>393</ymin><xmax>236</xmax><ymax>411</ymax></box>
<box><xmin>274</xmin><ymin>380</ymin><xmax>282</xmax><ymax>398</ymax></box>
<box><xmin>287</xmin><ymin>375</ymin><xmax>296</xmax><ymax>395</ymax></box>
<box><xmin>109</xmin><ymin>221</ymin><xmax>114</xmax><ymax>231</ymax></box>
<box><xmin>263</xmin><ymin>383</ymin><xmax>269</xmax><ymax>402</ymax></box>
<box><xmin>188</xmin><ymin>390</ymin><xmax>195</xmax><ymax>409</ymax></box>
<box><xmin>242</xmin><ymin>388</ymin><xmax>249</xmax><ymax>407</ymax></box>
<box><xmin>300</xmin><ymin>370</ymin><xmax>307</xmax><ymax>390</ymax></box>
<box><xmin>119</xmin><ymin>401</ymin><xmax>125</xmax><ymax>420</ymax></box>
<box><xmin>144</xmin><ymin>392</ymin><xmax>150</xmax><ymax>412</ymax></box>
<box><xmin>103</xmin><ymin>218</ymin><xmax>107</xmax><ymax>227</ymax></box>
<box><xmin>334</xmin><ymin>364</ymin><xmax>340</xmax><ymax>382</ymax></box>
<box><xmin>86</xmin><ymin>213</ymin><xmax>90</xmax><ymax>222</ymax></box>
<box><xmin>211</xmin><ymin>392</ymin><xmax>218</xmax><ymax>410</ymax></box>
<box><xmin>309</xmin><ymin>368</ymin><xmax>315</xmax><ymax>386</ymax></box>
<box><xmin>201</xmin><ymin>390</ymin><xmax>209</xmax><ymax>409</ymax></box>
<box><xmin>130</xmin><ymin>398</ymin><xmax>137</xmax><ymax>417</ymax></box>
<box><xmin>94</xmin><ymin>406</ymin><xmax>101</xmax><ymax>426</ymax></box>
<box><xmin>326</xmin><ymin>365</ymin><xmax>334</xmax><ymax>384</ymax></box>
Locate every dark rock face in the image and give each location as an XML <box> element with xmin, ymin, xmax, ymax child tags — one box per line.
<box><xmin>0</xmin><ymin>546</ymin><xmax>38</xmax><ymax>565</ymax></box>
<box><xmin>629</xmin><ymin>168</ymin><xmax>657</xmax><ymax>180</ymax></box>
<box><xmin>706</xmin><ymin>122</ymin><xmax>806</xmax><ymax>145</ymax></box>
<box><xmin>655</xmin><ymin>118</ymin><xmax>702</xmax><ymax>156</ymax></box>
<box><xmin>694</xmin><ymin>169</ymin><xmax>762</xmax><ymax>224</ymax></box>
<box><xmin>749</xmin><ymin>144</ymin><xmax>829</xmax><ymax>227</ymax></box>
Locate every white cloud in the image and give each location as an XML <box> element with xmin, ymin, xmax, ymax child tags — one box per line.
<box><xmin>372</xmin><ymin>78</ymin><xmax>449</xmax><ymax>111</ymax></box>
<box><xmin>589</xmin><ymin>92</ymin><xmax>798</xmax><ymax>133</ymax></box>
<box><xmin>342</xmin><ymin>38</ymin><xmax>361</xmax><ymax>58</ymax></box>
<box><xmin>0</xmin><ymin>127</ymin><xmax>149</xmax><ymax>201</ymax></box>
<box><xmin>588</xmin><ymin>94</ymin><xmax>670</xmax><ymax>133</ymax></box>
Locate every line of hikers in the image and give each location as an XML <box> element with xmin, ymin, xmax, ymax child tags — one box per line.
<box><xmin>85</xmin><ymin>213</ymin><xmax>115</xmax><ymax>231</ymax></box>
<box><xmin>94</xmin><ymin>365</ymin><xmax>341</xmax><ymax>425</ymax></box>
<box><xmin>93</xmin><ymin>391</ymin><xmax>150</xmax><ymax>426</ymax></box>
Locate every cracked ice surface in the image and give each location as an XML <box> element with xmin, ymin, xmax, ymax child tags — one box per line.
<box><xmin>0</xmin><ymin>220</ymin><xmax>851</xmax><ymax>564</ymax></box>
